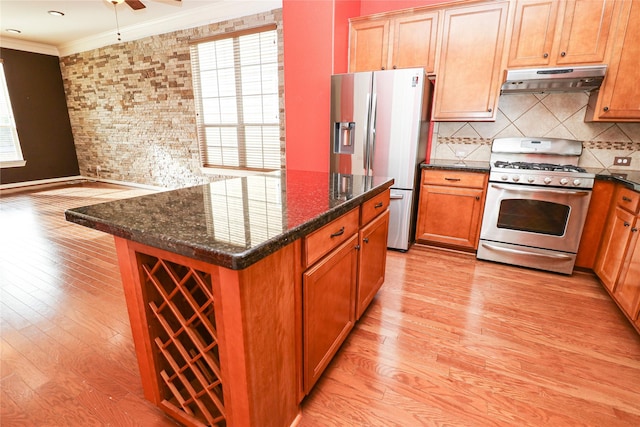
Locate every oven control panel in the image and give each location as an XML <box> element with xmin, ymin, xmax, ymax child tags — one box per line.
<box><xmin>490</xmin><ymin>171</ymin><xmax>594</xmax><ymax>189</ymax></box>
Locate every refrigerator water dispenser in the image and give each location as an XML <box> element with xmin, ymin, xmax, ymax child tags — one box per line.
<box><xmin>333</xmin><ymin>122</ymin><xmax>355</xmax><ymax>154</ymax></box>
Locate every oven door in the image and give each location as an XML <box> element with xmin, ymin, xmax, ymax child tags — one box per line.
<box><xmin>480</xmin><ymin>183</ymin><xmax>592</xmax><ymax>253</ymax></box>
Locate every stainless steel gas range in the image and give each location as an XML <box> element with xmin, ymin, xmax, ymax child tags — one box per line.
<box><xmin>477</xmin><ymin>137</ymin><xmax>595</xmax><ymax>275</ymax></box>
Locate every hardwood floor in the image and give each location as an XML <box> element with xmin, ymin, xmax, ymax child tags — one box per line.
<box><xmin>1</xmin><ymin>181</ymin><xmax>639</xmax><ymax>426</ymax></box>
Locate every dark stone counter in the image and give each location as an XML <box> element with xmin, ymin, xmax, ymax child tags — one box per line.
<box><xmin>65</xmin><ymin>170</ymin><xmax>393</xmax><ymax>270</ymax></box>
<box><xmin>421</xmin><ymin>159</ymin><xmax>491</xmax><ymax>173</ymax></box>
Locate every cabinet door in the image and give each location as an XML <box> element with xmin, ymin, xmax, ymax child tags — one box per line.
<box><xmin>356</xmin><ymin>210</ymin><xmax>389</xmax><ymax>320</ymax></box>
<box><xmin>415</xmin><ymin>184</ymin><xmax>484</xmax><ymax>249</ymax></box>
<box><xmin>575</xmin><ymin>180</ymin><xmax>616</xmax><ymax>269</ymax></box>
<box><xmin>303</xmin><ymin>235</ymin><xmax>358</xmax><ymax>393</ymax></box>
<box><xmin>508</xmin><ymin>0</ymin><xmax>560</xmax><ymax>67</ymax></box>
<box><xmin>555</xmin><ymin>0</ymin><xmax>618</xmax><ymax>65</ymax></box>
<box><xmin>594</xmin><ymin>206</ymin><xmax>635</xmax><ymax>291</ymax></box>
<box><xmin>433</xmin><ymin>2</ymin><xmax>509</xmax><ymax>121</ymax></box>
<box><xmin>349</xmin><ymin>19</ymin><xmax>390</xmax><ymax>72</ymax></box>
<box><xmin>614</xmin><ymin>221</ymin><xmax>640</xmax><ymax>318</ymax></box>
<box><xmin>390</xmin><ymin>11</ymin><xmax>439</xmax><ymax>73</ymax></box>
<box><xmin>587</xmin><ymin>0</ymin><xmax>640</xmax><ymax>121</ymax></box>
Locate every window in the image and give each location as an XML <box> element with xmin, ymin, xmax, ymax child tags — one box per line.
<box><xmin>0</xmin><ymin>61</ymin><xmax>25</xmax><ymax>168</ymax></box>
<box><xmin>191</xmin><ymin>25</ymin><xmax>282</xmax><ymax>172</ymax></box>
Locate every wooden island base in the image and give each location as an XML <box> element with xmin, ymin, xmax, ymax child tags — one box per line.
<box><xmin>114</xmin><ymin>237</ymin><xmax>301</xmax><ymax>427</ymax></box>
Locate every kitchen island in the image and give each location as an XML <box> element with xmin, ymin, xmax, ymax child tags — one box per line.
<box><xmin>65</xmin><ymin>170</ymin><xmax>393</xmax><ymax>427</ymax></box>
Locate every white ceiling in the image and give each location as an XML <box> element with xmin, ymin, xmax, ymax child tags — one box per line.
<box><xmin>0</xmin><ymin>0</ymin><xmax>281</xmax><ymax>56</ymax></box>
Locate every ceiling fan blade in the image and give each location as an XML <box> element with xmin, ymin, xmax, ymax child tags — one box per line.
<box><xmin>125</xmin><ymin>0</ymin><xmax>146</xmax><ymax>10</ymax></box>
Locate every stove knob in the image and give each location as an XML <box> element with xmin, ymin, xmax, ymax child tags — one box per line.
<box><xmin>560</xmin><ymin>178</ymin><xmax>569</xmax><ymax>185</ymax></box>
<box><xmin>512</xmin><ymin>175</ymin><xmax>520</xmax><ymax>182</ymax></box>
<box><xmin>501</xmin><ymin>175</ymin><xmax>509</xmax><ymax>181</ymax></box>
<box><xmin>527</xmin><ymin>176</ymin><xmax>535</xmax><ymax>183</ymax></box>
<box><xmin>544</xmin><ymin>177</ymin><xmax>553</xmax><ymax>184</ymax></box>
<box><xmin>573</xmin><ymin>179</ymin><xmax>582</xmax><ymax>186</ymax></box>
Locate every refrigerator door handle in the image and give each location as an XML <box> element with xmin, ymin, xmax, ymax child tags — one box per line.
<box><xmin>369</xmin><ymin>93</ymin><xmax>378</xmax><ymax>173</ymax></box>
<box><xmin>363</xmin><ymin>93</ymin><xmax>371</xmax><ymax>171</ymax></box>
<box><xmin>390</xmin><ymin>193</ymin><xmax>404</xmax><ymax>200</ymax></box>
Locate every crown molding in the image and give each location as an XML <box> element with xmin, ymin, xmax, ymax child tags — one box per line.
<box><xmin>0</xmin><ymin>37</ymin><xmax>59</xmax><ymax>56</ymax></box>
<box><xmin>57</xmin><ymin>1</ymin><xmax>281</xmax><ymax>57</ymax></box>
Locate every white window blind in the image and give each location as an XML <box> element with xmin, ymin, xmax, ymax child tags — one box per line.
<box><xmin>191</xmin><ymin>25</ymin><xmax>282</xmax><ymax>171</ymax></box>
<box><xmin>0</xmin><ymin>61</ymin><xmax>25</xmax><ymax>167</ymax></box>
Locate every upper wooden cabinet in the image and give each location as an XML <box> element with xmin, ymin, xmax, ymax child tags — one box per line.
<box><xmin>348</xmin><ymin>19</ymin><xmax>390</xmax><ymax>73</ymax></box>
<box><xmin>432</xmin><ymin>1</ymin><xmax>509</xmax><ymax>121</ymax></box>
<box><xmin>349</xmin><ymin>10</ymin><xmax>439</xmax><ymax>73</ymax></box>
<box><xmin>508</xmin><ymin>0</ymin><xmax>620</xmax><ymax>67</ymax></box>
<box><xmin>586</xmin><ymin>0</ymin><xmax>640</xmax><ymax>122</ymax></box>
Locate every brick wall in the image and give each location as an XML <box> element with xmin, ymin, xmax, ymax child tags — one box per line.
<box><xmin>61</xmin><ymin>9</ymin><xmax>283</xmax><ymax>189</ymax></box>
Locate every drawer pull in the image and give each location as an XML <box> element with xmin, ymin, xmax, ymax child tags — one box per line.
<box><xmin>444</xmin><ymin>177</ymin><xmax>461</xmax><ymax>182</ymax></box>
<box><xmin>330</xmin><ymin>227</ymin><xmax>345</xmax><ymax>238</ymax></box>
<box><xmin>363</xmin><ymin>237</ymin><xmax>369</xmax><ymax>243</ymax></box>
<box><xmin>632</xmin><ymin>228</ymin><xmax>638</xmax><ymax>233</ymax></box>
<box><xmin>624</xmin><ymin>222</ymin><xmax>631</xmax><ymax>227</ymax></box>
<box><xmin>374</xmin><ymin>202</ymin><xmax>384</xmax><ymax>208</ymax></box>
<box><xmin>622</xmin><ymin>196</ymin><xmax>632</xmax><ymax>202</ymax></box>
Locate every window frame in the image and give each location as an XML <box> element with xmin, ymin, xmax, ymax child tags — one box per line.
<box><xmin>0</xmin><ymin>60</ymin><xmax>26</xmax><ymax>168</ymax></box>
<box><xmin>190</xmin><ymin>24</ymin><xmax>284</xmax><ymax>175</ymax></box>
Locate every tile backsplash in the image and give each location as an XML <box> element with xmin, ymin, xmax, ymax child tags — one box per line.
<box><xmin>431</xmin><ymin>92</ymin><xmax>640</xmax><ymax>171</ymax></box>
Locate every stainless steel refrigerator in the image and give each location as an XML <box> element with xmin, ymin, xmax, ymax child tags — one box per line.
<box><xmin>330</xmin><ymin>68</ymin><xmax>430</xmax><ymax>251</ymax></box>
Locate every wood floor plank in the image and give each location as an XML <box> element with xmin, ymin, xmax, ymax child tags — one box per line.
<box><xmin>2</xmin><ymin>182</ymin><xmax>639</xmax><ymax>426</ymax></box>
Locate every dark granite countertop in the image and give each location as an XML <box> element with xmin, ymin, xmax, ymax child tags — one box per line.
<box><xmin>421</xmin><ymin>160</ymin><xmax>491</xmax><ymax>173</ymax></box>
<box><xmin>421</xmin><ymin>160</ymin><xmax>640</xmax><ymax>191</ymax></box>
<box><xmin>65</xmin><ymin>170</ymin><xmax>394</xmax><ymax>270</ymax></box>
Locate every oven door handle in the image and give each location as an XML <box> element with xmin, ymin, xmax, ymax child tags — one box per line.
<box><xmin>481</xmin><ymin>242</ymin><xmax>574</xmax><ymax>260</ymax></box>
<box><xmin>490</xmin><ymin>184</ymin><xmax>591</xmax><ymax>197</ymax></box>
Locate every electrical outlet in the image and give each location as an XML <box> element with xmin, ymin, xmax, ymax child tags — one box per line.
<box><xmin>614</xmin><ymin>156</ymin><xmax>632</xmax><ymax>167</ymax></box>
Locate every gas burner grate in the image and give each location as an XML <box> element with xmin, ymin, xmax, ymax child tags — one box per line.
<box><xmin>494</xmin><ymin>161</ymin><xmax>587</xmax><ymax>173</ymax></box>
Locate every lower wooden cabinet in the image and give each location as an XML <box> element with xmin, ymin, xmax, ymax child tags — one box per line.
<box><xmin>415</xmin><ymin>169</ymin><xmax>487</xmax><ymax>250</ymax></box>
<box><xmin>303</xmin><ymin>234</ymin><xmax>358</xmax><ymax>393</ymax></box>
<box><xmin>301</xmin><ymin>190</ymin><xmax>391</xmax><ymax>394</ymax></box>
<box><xmin>357</xmin><ymin>210</ymin><xmax>389</xmax><ymax>319</ymax></box>
<box><xmin>594</xmin><ymin>206</ymin><xmax>636</xmax><ymax>291</ymax></box>
<box><xmin>594</xmin><ymin>184</ymin><xmax>640</xmax><ymax>333</ymax></box>
<box><xmin>614</xmin><ymin>231</ymin><xmax>640</xmax><ymax>320</ymax></box>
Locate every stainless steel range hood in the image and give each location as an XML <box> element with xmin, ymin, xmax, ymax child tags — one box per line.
<box><xmin>501</xmin><ymin>65</ymin><xmax>607</xmax><ymax>94</ymax></box>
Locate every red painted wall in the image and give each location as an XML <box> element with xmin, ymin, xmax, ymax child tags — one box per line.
<box><xmin>282</xmin><ymin>0</ymin><xmax>441</xmax><ymax>172</ymax></box>
<box><xmin>283</xmin><ymin>1</ymin><xmax>334</xmax><ymax>173</ymax></box>
<box><xmin>360</xmin><ymin>0</ymin><xmax>445</xmax><ymax>15</ymax></box>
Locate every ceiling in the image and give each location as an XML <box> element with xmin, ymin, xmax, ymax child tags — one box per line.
<box><xmin>0</xmin><ymin>0</ymin><xmax>281</xmax><ymax>56</ymax></box>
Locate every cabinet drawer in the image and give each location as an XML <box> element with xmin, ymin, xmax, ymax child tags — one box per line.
<box><xmin>304</xmin><ymin>208</ymin><xmax>359</xmax><ymax>267</ymax></box>
<box><xmin>616</xmin><ymin>187</ymin><xmax>640</xmax><ymax>214</ymax></box>
<box><xmin>361</xmin><ymin>189</ymin><xmax>390</xmax><ymax>226</ymax></box>
<box><xmin>422</xmin><ymin>170</ymin><xmax>487</xmax><ymax>188</ymax></box>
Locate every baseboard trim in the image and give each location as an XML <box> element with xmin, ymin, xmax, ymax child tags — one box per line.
<box><xmin>0</xmin><ymin>175</ymin><xmax>165</xmax><ymax>192</ymax></box>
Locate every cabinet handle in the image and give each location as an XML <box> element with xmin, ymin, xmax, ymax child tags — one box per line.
<box><xmin>632</xmin><ymin>228</ymin><xmax>638</xmax><ymax>233</ymax></box>
<box><xmin>355</xmin><ymin>244</ymin><xmax>361</xmax><ymax>250</ymax></box>
<box><xmin>624</xmin><ymin>222</ymin><xmax>631</xmax><ymax>227</ymax></box>
<box><xmin>330</xmin><ymin>227</ymin><xmax>345</xmax><ymax>238</ymax></box>
<box><xmin>622</xmin><ymin>196</ymin><xmax>632</xmax><ymax>202</ymax></box>
<box><xmin>561</xmin><ymin>51</ymin><xmax>566</xmax><ymax>57</ymax></box>
<box><xmin>374</xmin><ymin>202</ymin><xmax>384</xmax><ymax>208</ymax></box>
<box><xmin>603</xmin><ymin>106</ymin><xmax>609</xmax><ymax>112</ymax></box>
<box><xmin>444</xmin><ymin>177</ymin><xmax>461</xmax><ymax>182</ymax></box>
<box><xmin>475</xmin><ymin>196</ymin><xmax>480</xmax><ymax>200</ymax></box>
<box><xmin>488</xmin><ymin>108</ymin><xmax>493</xmax><ymax>112</ymax></box>
<box><xmin>543</xmin><ymin>53</ymin><xmax>549</xmax><ymax>58</ymax></box>
<box><xmin>363</xmin><ymin>237</ymin><xmax>369</xmax><ymax>243</ymax></box>
<box><xmin>381</xmin><ymin>67</ymin><xmax>385</xmax><ymax>70</ymax></box>
<box><xmin>392</xmin><ymin>65</ymin><xmax>397</xmax><ymax>69</ymax></box>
